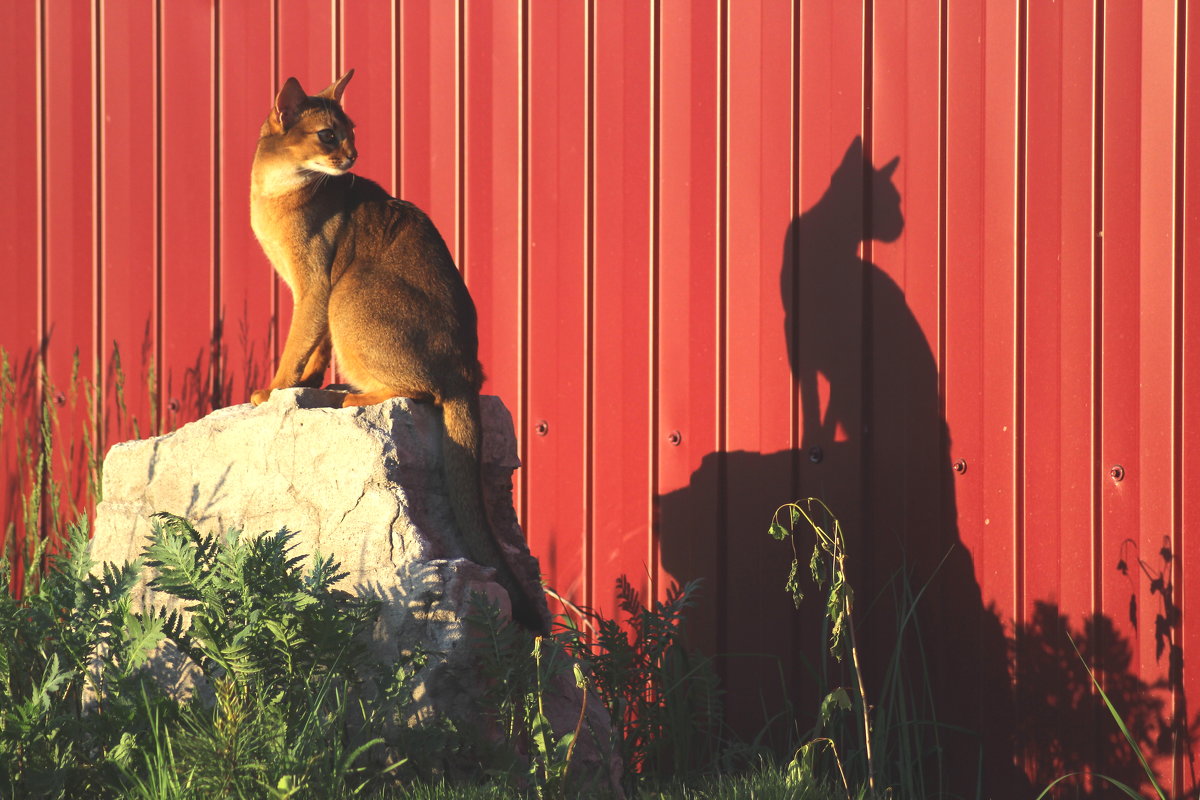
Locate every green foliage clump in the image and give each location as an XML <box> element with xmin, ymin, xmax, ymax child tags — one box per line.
<box><xmin>132</xmin><ymin>513</ymin><xmax>392</xmax><ymax>800</ymax></box>
<box><xmin>0</xmin><ymin>513</ymin><xmax>397</xmax><ymax>800</ymax></box>
<box><xmin>552</xmin><ymin>578</ymin><xmax>724</xmax><ymax>792</ymax></box>
<box><xmin>465</xmin><ymin>599</ymin><xmax>602</xmax><ymax>798</ymax></box>
<box><xmin>0</xmin><ymin>517</ymin><xmax>153</xmax><ymax>798</ymax></box>
<box><xmin>143</xmin><ymin>512</ymin><xmax>378</xmax><ymax>706</ymax></box>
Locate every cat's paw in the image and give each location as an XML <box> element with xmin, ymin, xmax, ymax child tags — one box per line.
<box><xmin>250</xmin><ymin>388</ymin><xmax>272</xmax><ymax>406</ymax></box>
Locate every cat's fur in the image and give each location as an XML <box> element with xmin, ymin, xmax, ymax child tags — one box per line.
<box><xmin>249</xmin><ymin>71</ymin><xmax>545</xmax><ymax>632</ymax></box>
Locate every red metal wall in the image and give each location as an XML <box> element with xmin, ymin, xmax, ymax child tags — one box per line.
<box><xmin>4</xmin><ymin>1</ymin><xmax>1199</xmax><ymax>794</ymax></box>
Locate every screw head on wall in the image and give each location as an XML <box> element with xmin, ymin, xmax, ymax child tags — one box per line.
<box><xmin>1110</xmin><ymin>464</ymin><xmax>1125</xmax><ymax>482</ymax></box>
<box><xmin>952</xmin><ymin>458</ymin><xmax>967</xmax><ymax>475</ymax></box>
<box><xmin>534</xmin><ymin>420</ymin><xmax>549</xmax><ymax>437</ymax></box>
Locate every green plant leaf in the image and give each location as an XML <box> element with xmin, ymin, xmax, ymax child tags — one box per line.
<box><xmin>785</xmin><ymin>560</ymin><xmax>803</xmax><ymax>608</ymax></box>
<box><xmin>119</xmin><ymin>611</ymin><xmax>166</xmax><ymax>675</ymax></box>
<box><xmin>819</xmin><ymin>687</ymin><xmax>852</xmax><ymax>726</ymax></box>
<box><xmin>786</xmin><ymin>741</ymin><xmax>817</xmax><ymax>788</ymax></box>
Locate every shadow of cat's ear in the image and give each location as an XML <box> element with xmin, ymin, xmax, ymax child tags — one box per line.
<box><xmin>840</xmin><ymin>135</ymin><xmax>864</xmax><ymax>168</ymax></box>
<box><xmin>879</xmin><ymin>156</ymin><xmax>900</xmax><ymax>179</ymax></box>
<box><xmin>319</xmin><ymin>69</ymin><xmax>355</xmax><ymax>104</ymax></box>
<box><xmin>275</xmin><ymin>77</ymin><xmax>307</xmax><ymax>130</ymax></box>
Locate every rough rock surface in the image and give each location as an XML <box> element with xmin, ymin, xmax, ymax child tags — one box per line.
<box><xmin>91</xmin><ymin>388</ymin><xmax>620</xmax><ymax>792</ymax></box>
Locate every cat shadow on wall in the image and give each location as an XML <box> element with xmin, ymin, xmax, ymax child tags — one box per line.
<box><xmin>656</xmin><ymin>137</ymin><xmax>1171</xmax><ymax>796</ymax></box>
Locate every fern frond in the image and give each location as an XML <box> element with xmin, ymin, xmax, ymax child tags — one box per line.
<box><xmin>144</xmin><ymin>515</ymin><xmax>217</xmax><ymax>605</ymax></box>
<box><xmin>61</xmin><ymin>515</ymin><xmax>94</xmax><ymax>585</ymax></box>
<box><xmin>118</xmin><ymin>611</ymin><xmax>166</xmax><ymax>677</ymax></box>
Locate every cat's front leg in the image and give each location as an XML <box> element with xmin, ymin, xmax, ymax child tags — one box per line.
<box><xmin>251</xmin><ymin>292</ymin><xmax>330</xmax><ymax>405</ymax></box>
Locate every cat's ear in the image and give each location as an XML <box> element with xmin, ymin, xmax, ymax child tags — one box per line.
<box><xmin>878</xmin><ymin>156</ymin><xmax>900</xmax><ymax>180</ymax></box>
<box><xmin>275</xmin><ymin>77</ymin><xmax>308</xmax><ymax>130</ymax></box>
<box><xmin>319</xmin><ymin>69</ymin><xmax>355</xmax><ymax>103</ymax></box>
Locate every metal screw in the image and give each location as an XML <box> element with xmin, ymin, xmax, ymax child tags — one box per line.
<box><xmin>167</xmin><ymin>398</ymin><xmax>181</xmax><ymax>413</ymax></box>
<box><xmin>667</xmin><ymin>430</ymin><xmax>682</xmax><ymax>446</ymax></box>
<box><xmin>53</xmin><ymin>392</ymin><xmax>66</xmax><ymax>406</ymax></box>
<box><xmin>1110</xmin><ymin>464</ymin><xmax>1125</xmax><ymax>482</ymax></box>
<box><xmin>534</xmin><ymin>420</ymin><xmax>549</xmax><ymax>437</ymax></box>
<box><xmin>808</xmin><ymin>445</ymin><xmax>823</xmax><ymax>464</ymax></box>
<box><xmin>952</xmin><ymin>458</ymin><xmax>967</xmax><ymax>475</ymax></box>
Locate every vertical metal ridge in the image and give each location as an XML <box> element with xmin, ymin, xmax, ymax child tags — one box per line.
<box><xmin>1014</xmin><ymin>0</ymin><xmax>1028</xmax><ymax>621</ymax></box>
<box><xmin>1085</xmin><ymin>2</ymin><xmax>1106</xmax><ymax>775</ymax></box>
<box><xmin>788</xmin><ymin>0</ymin><xmax>800</xmax><ymax>469</ymax></box>
<box><xmin>937</xmin><ymin>0</ymin><xmax>951</xmax><ymax>670</ymax></box>
<box><xmin>211</xmin><ymin>0</ymin><xmax>222</xmax><ymax>410</ymax></box>
<box><xmin>861</xmin><ymin>0</ymin><xmax>876</xmax><ymax>559</ymax></box>
<box><xmin>34</xmin><ymin>0</ymin><xmax>47</xmax><ymax>557</ymax></box>
<box><xmin>333</xmin><ymin>0</ymin><xmax>341</xmax><ymax>75</ymax></box>
<box><xmin>390</xmin><ymin>0</ymin><xmax>398</xmax><ymax>195</ymax></box>
<box><xmin>648</xmin><ymin>0</ymin><xmax>661</xmax><ymax>602</ymax></box>
<box><xmin>394</xmin><ymin>0</ymin><xmax>403</xmax><ymax>195</ymax></box>
<box><xmin>715</xmin><ymin>0</ymin><xmax>729</xmax><ymax>659</ymax></box>
<box><xmin>938</xmin><ymin>0</ymin><xmax>948</xmax><ymax>460</ymax></box>
<box><xmin>861</xmin><ymin>0</ymin><xmax>874</xmax><ymax>258</ymax></box>
<box><xmin>1171</xmin><ymin>0</ymin><xmax>1187</xmax><ymax>783</ymax></box>
<box><xmin>331</xmin><ymin>0</ymin><xmax>342</xmax><ymax>394</ymax></box>
<box><xmin>583</xmin><ymin>0</ymin><xmax>596</xmax><ymax>612</ymax></box>
<box><xmin>154</xmin><ymin>0</ymin><xmax>164</xmax><ymax>433</ymax></box>
<box><xmin>1013</xmin><ymin>0</ymin><xmax>1029</xmax><ymax>671</ymax></box>
<box><xmin>270</xmin><ymin>0</ymin><xmax>281</xmax><ymax>366</ymax></box>
<box><xmin>37</xmin><ymin>0</ymin><xmax>47</xmax><ymax>370</ymax></box>
<box><xmin>1091</xmin><ymin>0</ymin><xmax>1106</xmax><ymax>639</ymax></box>
<box><xmin>456</xmin><ymin>0</ymin><xmax>466</xmax><ymax>272</ymax></box>
<box><xmin>786</xmin><ymin>0</ymin><xmax>803</xmax><ymax>699</ymax></box>
<box><xmin>518</xmin><ymin>0</ymin><xmax>530</xmax><ymax>524</ymax></box>
<box><xmin>92</xmin><ymin>0</ymin><xmax>103</xmax><ymax>431</ymax></box>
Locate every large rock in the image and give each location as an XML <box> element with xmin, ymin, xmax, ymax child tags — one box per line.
<box><xmin>91</xmin><ymin>388</ymin><xmax>620</xmax><ymax>792</ymax></box>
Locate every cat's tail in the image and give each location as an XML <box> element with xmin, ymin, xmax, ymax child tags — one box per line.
<box><xmin>441</xmin><ymin>394</ymin><xmax>547</xmax><ymax>633</ymax></box>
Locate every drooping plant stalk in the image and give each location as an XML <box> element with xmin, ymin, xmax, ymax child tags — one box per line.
<box><xmin>770</xmin><ymin>497</ymin><xmax>877</xmax><ymax>798</ymax></box>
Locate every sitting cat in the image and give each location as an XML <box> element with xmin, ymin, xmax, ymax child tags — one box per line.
<box><xmin>249</xmin><ymin>70</ymin><xmax>545</xmax><ymax>632</ymax></box>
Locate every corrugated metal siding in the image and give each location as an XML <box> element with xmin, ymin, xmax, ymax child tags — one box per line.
<box><xmin>4</xmin><ymin>0</ymin><xmax>1198</xmax><ymax>792</ymax></box>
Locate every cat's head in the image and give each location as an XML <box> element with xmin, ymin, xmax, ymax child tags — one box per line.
<box><xmin>260</xmin><ymin>71</ymin><xmax>358</xmax><ymax>178</ymax></box>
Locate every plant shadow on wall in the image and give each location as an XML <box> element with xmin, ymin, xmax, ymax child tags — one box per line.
<box><xmin>0</xmin><ymin>295</ymin><xmax>279</xmax><ymax>558</ymax></box>
<box><xmin>657</xmin><ymin>137</ymin><xmax>1182</xmax><ymax>797</ymax></box>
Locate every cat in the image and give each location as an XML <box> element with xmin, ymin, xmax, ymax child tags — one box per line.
<box><xmin>249</xmin><ymin>70</ymin><xmax>545</xmax><ymax>633</ymax></box>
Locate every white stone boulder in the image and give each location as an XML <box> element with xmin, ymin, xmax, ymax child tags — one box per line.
<box><xmin>90</xmin><ymin>388</ymin><xmax>620</xmax><ymax>793</ymax></box>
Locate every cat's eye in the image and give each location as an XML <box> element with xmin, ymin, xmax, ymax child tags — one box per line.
<box><xmin>317</xmin><ymin>129</ymin><xmax>337</xmax><ymax>145</ymax></box>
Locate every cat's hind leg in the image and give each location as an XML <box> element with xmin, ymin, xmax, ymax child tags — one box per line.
<box><xmin>340</xmin><ymin>388</ymin><xmax>401</xmax><ymax>407</ymax></box>
<box><xmin>298</xmin><ymin>336</ymin><xmax>332</xmax><ymax>387</ymax></box>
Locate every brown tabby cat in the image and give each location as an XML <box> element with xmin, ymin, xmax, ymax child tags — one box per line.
<box><xmin>249</xmin><ymin>70</ymin><xmax>544</xmax><ymax>632</ymax></box>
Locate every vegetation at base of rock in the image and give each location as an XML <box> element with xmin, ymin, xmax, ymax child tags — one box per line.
<box><xmin>551</xmin><ymin>579</ymin><xmax>724</xmax><ymax>784</ymax></box>
<box><xmin>0</xmin><ymin>512</ymin><xmax>729</xmax><ymax>799</ymax></box>
<box><xmin>0</xmin><ymin>514</ymin><xmax>400</xmax><ymax>799</ymax></box>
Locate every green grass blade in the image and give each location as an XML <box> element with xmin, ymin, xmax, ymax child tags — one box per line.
<box><xmin>1067</xmin><ymin>633</ymin><xmax>1166</xmax><ymax>800</ymax></box>
<box><xmin>1036</xmin><ymin>771</ymin><xmax>1154</xmax><ymax>800</ymax></box>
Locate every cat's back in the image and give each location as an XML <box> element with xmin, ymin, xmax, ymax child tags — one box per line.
<box><xmin>339</xmin><ymin>180</ymin><xmax>453</xmax><ymax>264</ymax></box>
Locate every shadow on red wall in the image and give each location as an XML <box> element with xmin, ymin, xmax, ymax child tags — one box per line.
<box><xmin>658</xmin><ymin>137</ymin><xmax>1182</xmax><ymax>797</ymax></box>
